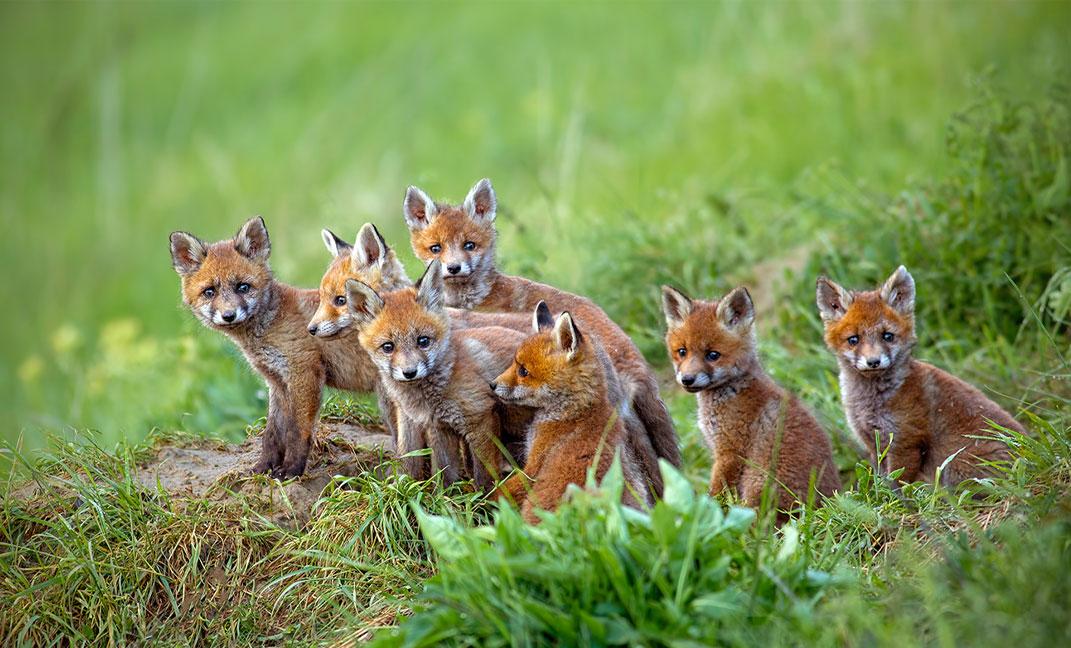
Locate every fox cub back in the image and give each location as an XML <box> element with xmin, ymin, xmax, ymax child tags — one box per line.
<box><xmin>492</xmin><ymin>304</ymin><xmax>649</xmax><ymax>523</ymax></box>
<box><xmin>817</xmin><ymin>266</ymin><xmax>1019</xmax><ymax>486</ymax></box>
<box><xmin>662</xmin><ymin>285</ymin><xmax>840</xmax><ymax>514</ymax></box>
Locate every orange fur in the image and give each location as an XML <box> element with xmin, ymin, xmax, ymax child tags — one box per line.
<box><xmin>348</xmin><ymin>262</ymin><xmax>529</xmax><ymax>490</ymax></box>
<box><xmin>492</xmin><ymin>308</ymin><xmax>649</xmax><ymax>523</ymax></box>
<box><xmin>662</xmin><ymin>286</ymin><xmax>840</xmax><ymax>516</ymax></box>
<box><xmin>170</xmin><ymin>218</ymin><xmax>381</xmax><ymax>477</ymax></box>
<box><xmin>404</xmin><ymin>179</ymin><xmax>678</xmax><ymax>498</ymax></box>
<box><xmin>817</xmin><ymin>266</ymin><xmax>1021</xmax><ymax>486</ymax></box>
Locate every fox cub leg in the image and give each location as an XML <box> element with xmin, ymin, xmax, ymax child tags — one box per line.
<box><xmin>252</xmin><ymin>384</ymin><xmax>291</xmax><ymax>475</ymax></box>
<box><xmin>394</xmin><ymin>411</ymin><xmax>430</xmax><ymax>481</ymax></box>
<box><xmin>276</xmin><ymin>369</ymin><xmax>325</xmax><ymax>478</ymax></box>
<box><xmin>709</xmin><ymin>454</ymin><xmax>743</xmax><ymax>498</ymax></box>
<box><xmin>464</xmin><ymin>412</ymin><xmax>505</xmax><ymax>492</ymax></box>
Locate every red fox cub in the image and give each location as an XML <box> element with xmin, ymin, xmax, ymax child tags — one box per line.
<box><xmin>492</xmin><ymin>304</ymin><xmax>650</xmax><ymax>523</ymax></box>
<box><xmin>169</xmin><ymin>217</ymin><xmax>381</xmax><ymax>478</ymax></box>
<box><xmin>346</xmin><ymin>260</ymin><xmax>528</xmax><ymax>490</ymax></box>
<box><xmin>662</xmin><ymin>285</ymin><xmax>840</xmax><ymax>513</ymax></box>
<box><xmin>308</xmin><ymin>222</ymin><xmax>534</xmax><ymax>338</ymax></box>
<box><xmin>403</xmin><ymin>179</ymin><xmax>678</xmax><ymax>496</ymax></box>
<box><xmin>816</xmin><ymin>266</ymin><xmax>1019</xmax><ymax>486</ymax></box>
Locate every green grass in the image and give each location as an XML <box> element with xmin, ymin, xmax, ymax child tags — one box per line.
<box><xmin>3</xmin><ymin>0</ymin><xmax>1069</xmax><ymax>451</ymax></box>
<box><xmin>2</xmin><ymin>1</ymin><xmax>1071</xmax><ymax>645</ymax></box>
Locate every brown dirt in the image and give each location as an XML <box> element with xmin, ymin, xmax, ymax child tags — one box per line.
<box><xmin>135</xmin><ymin>422</ymin><xmax>395</xmax><ymax>528</ymax></box>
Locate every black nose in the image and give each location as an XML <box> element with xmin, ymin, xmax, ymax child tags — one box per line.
<box><xmin>867</xmin><ymin>358</ymin><xmax>881</xmax><ymax>368</ymax></box>
<box><xmin>222</xmin><ymin>311</ymin><xmax>236</xmax><ymax>322</ymax></box>
<box><xmin>403</xmin><ymin>369</ymin><xmax>417</xmax><ymax>379</ymax></box>
<box><xmin>447</xmin><ymin>264</ymin><xmax>461</xmax><ymax>275</ymax></box>
<box><xmin>680</xmin><ymin>375</ymin><xmax>696</xmax><ymax>386</ymax></box>
<box><xmin>307</xmin><ymin>324</ymin><xmax>318</xmax><ymax>336</ymax></box>
<box><xmin>489</xmin><ymin>382</ymin><xmax>497</xmax><ymax>391</ymax></box>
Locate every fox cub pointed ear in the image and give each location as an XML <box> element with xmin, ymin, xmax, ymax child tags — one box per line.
<box><xmin>354</xmin><ymin>223</ymin><xmax>388</xmax><ymax>267</ymax></box>
<box><xmin>415</xmin><ymin>259</ymin><xmax>445</xmax><ymax>312</ymax></box>
<box><xmin>322</xmin><ymin>229</ymin><xmax>351</xmax><ymax>258</ymax></box>
<box><xmin>344</xmin><ymin>279</ymin><xmax>384</xmax><ymax>326</ymax></box>
<box><xmin>717</xmin><ymin>287</ymin><xmax>755</xmax><ymax>332</ymax></box>
<box><xmin>403</xmin><ymin>185</ymin><xmax>437</xmax><ymax>230</ymax></box>
<box><xmin>234</xmin><ymin>216</ymin><xmax>271</xmax><ymax>262</ymax></box>
<box><xmin>553</xmin><ymin>311</ymin><xmax>582</xmax><ymax>358</ymax></box>
<box><xmin>533</xmin><ymin>301</ymin><xmax>554</xmax><ymax>333</ymax></box>
<box><xmin>661</xmin><ymin>285</ymin><xmax>694</xmax><ymax>328</ymax></box>
<box><xmin>463</xmin><ymin>178</ymin><xmax>497</xmax><ymax>223</ymax></box>
<box><xmin>880</xmin><ymin>265</ymin><xmax>915</xmax><ymax>316</ymax></box>
<box><xmin>170</xmin><ymin>231</ymin><xmax>207</xmax><ymax>275</ymax></box>
<box><xmin>816</xmin><ymin>276</ymin><xmax>853</xmax><ymax>322</ymax></box>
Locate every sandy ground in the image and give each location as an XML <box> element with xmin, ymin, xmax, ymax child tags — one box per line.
<box><xmin>133</xmin><ymin>422</ymin><xmax>395</xmax><ymax>528</ymax></box>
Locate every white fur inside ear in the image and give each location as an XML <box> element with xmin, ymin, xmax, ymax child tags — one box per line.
<box><xmin>661</xmin><ymin>286</ymin><xmax>693</xmax><ymax>328</ymax></box>
<box><xmin>880</xmin><ymin>265</ymin><xmax>916</xmax><ymax>315</ymax></box>
<box><xmin>322</xmin><ymin>229</ymin><xmax>349</xmax><ymax>258</ymax></box>
<box><xmin>717</xmin><ymin>287</ymin><xmax>754</xmax><ymax>331</ymax></box>
<box><xmin>416</xmin><ymin>260</ymin><xmax>445</xmax><ymax>312</ymax></box>
<box><xmin>463</xmin><ymin>178</ymin><xmax>497</xmax><ymax>222</ymax></box>
<box><xmin>816</xmin><ymin>277</ymin><xmax>853</xmax><ymax>322</ymax></box>
<box><xmin>345</xmin><ymin>279</ymin><xmax>384</xmax><ymax>323</ymax></box>
<box><xmin>553</xmin><ymin>312</ymin><xmax>580</xmax><ymax>357</ymax></box>
<box><xmin>354</xmin><ymin>224</ymin><xmax>386</xmax><ymax>267</ymax></box>
<box><xmin>403</xmin><ymin>186</ymin><xmax>438</xmax><ymax>229</ymax></box>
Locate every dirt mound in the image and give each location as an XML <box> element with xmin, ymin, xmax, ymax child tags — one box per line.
<box><xmin>136</xmin><ymin>422</ymin><xmax>395</xmax><ymax>527</ymax></box>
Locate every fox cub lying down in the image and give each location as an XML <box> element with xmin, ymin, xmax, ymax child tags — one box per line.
<box><xmin>817</xmin><ymin>266</ymin><xmax>1020</xmax><ymax>486</ymax></box>
<box><xmin>492</xmin><ymin>303</ymin><xmax>650</xmax><ymax>522</ymax></box>
<box><xmin>662</xmin><ymin>285</ymin><xmax>841</xmax><ymax>514</ymax></box>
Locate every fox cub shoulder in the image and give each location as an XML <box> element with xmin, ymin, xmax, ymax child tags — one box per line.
<box><xmin>662</xmin><ymin>285</ymin><xmax>840</xmax><ymax>513</ymax></box>
<box><xmin>346</xmin><ymin>260</ymin><xmax>527</xmax><ymax>490</ymax></box>
<box><xmin>492</xmin><ymin>304</ymin><xmax>649</xmax><ymax>523</ymax></box>
<box><xmin>817</xmin><ymin>266</ymin><xmax>1020</xmax><ymax>486</ymax></box>
<box><xmin>169</xmin><ymin>217</ymin><xmax>379</xmax><ymax>477</ymax></box>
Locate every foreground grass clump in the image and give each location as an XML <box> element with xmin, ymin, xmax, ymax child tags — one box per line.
<box><xmin>373</xmin><ymin>462</ymin><xmax>835</xmax><ymax>647</ymax></box>
<box><xmin>0</xmin><ymin>437</ymin><xmax>486</xmax><ymax>644</ymax></box>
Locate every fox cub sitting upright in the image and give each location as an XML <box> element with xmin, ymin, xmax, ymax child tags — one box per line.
<box><xmin>662</xmin><ymin>285</ymin><xmax>840</xmax><ymax>513</ymax></box>
<box><xmin>346</xmin><ymin>260</ymin><xmax>528</xmax><ymax>490</ymax></box>
<box><xmin>403</xmin><ymin>178</ymin><xmax>679</xmax><ymax>497</ymax></box>
<box><xmin>816</xmin><ymin>266</ymin><xmax>1019</xmax><ymax>486</ymax></box>
<box><xmin>169</xmin><ymin>217</ymin><xmax>381</xmax><ymax>477</ymax></box>
<box><xmin>492</xmin><ymin>303</ymin><xmax>650</xmax><ymax>523</ymax></box>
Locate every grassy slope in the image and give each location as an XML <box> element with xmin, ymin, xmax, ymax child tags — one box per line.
<box><xmin>3</xmin><ymin>1</ymin><xmax>1068</xmax><ymax>449</ymax></box>
<box><xmin>2</xmin><ymin>1</ymin><xmax>1071</xmax><ymax>645</ymax></box>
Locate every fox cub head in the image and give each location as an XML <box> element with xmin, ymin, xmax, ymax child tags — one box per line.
<box><xmin>661</xmin><ymin>285</ymin><xmax>757</xmax><ymax>393</ymax></box>
<box><xmin>308</xmin><ymin>223</ymin><xmax>412</xmax><ymax>338</ymax></box>
<box><xmin>492</xmin><ymin>302</ymin><xmax>601</xmax><ymax>414</ymax></box>
<box><xmin>816</xmin><ymin>265</ymin><xmax>917</xmax><ymax>373</ymax></box>
<box><xmin>344</xmin><ymin>260</ymin><xmax>450</xmax><ymax>383</ymax></box>
<box><xmin>170</xmin><ymin>217</ymin><xmax>273</xmax><ymax>330</ymax></box>
<box><xmin>403</xmin><ymin>178</ymin><xmax>497</xmax><ymax>285</ymax></box>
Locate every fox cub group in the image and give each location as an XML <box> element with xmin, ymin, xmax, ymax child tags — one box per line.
<box><xmin>170</xmin><ymin>179</ymin><xmax>1023</xmax><ymax>520</ymax></box>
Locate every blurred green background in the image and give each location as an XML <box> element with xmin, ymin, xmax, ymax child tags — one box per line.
<box><xmin>2</xmin><ymin>1</ymin><xmax>1068</xmax><ymax>457</ymax></box>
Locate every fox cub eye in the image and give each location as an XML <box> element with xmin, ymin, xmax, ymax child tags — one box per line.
<box><xmin>677</xmin><ymin>348</ymin><xmax>687</xmax><ymax>358</ymax></box>
<box><xmin>236</xmin><ymin>282</ymin><xmax>251</xmax><ymax>294</ymax></box>
<box><xmin>334</xmin><ymin>296</ymin><xmax>346</xmax><ymax>307</ymax></box>
<box><xmin>202</xmin><ymin>287</ymin><xmax>216</xmax><ymax>298</ymax></box>
<box><xmin>517</xmin><ymin>365</ymin><xmax>529</xmax><ymax>378</ymax></box>
<box><xmin>463</xmin><ymin>241</ymin><xmax>476</xmax><ymax>251</ymax></box>
<box><xmin>847</xmin><ymin>335</ymin><xmax>860</xmax><ymax>346</ymax></box>
<box><xmin>380</xmin><ymin>342</ymin><xmax>395</xmax><ymax>354</ymax></box>
<box><xmin>706</xmin><ymin>351</ymin><xmax>721</xmax><ymax>362</ymax></box>
<box><xmin>429</xmin><ymin>244</ymin><xmax>442</xmax><ymax>254</ymax></box>
<box><xmin>417</xmin><ymin>336</ymin><xmax>431</xmax><ymax>349</ymax></box>
<box><xmin>882</xmin><ymin>331</ymin><xmax>895</xmax><ymax>342</ymax></box>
